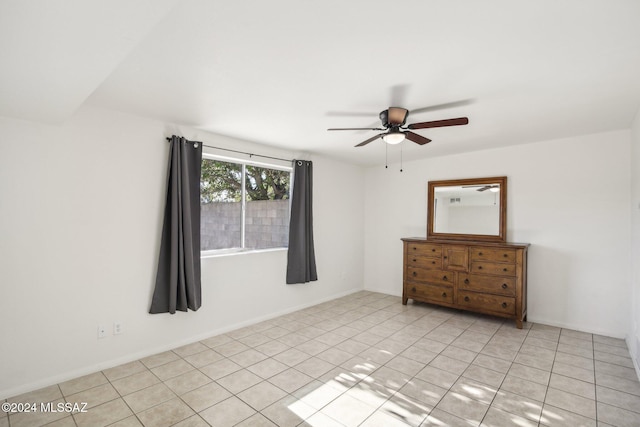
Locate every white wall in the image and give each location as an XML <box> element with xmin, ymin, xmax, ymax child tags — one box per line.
<box><xmin>364</xmin><ymin>130</ymin><xmax>631</xmax><ymax>338</ymax></box>
<box><xmin>0</xmin><ymin>106</ymin><xmax>365</xmax><ymax>399</ymax></box>
<box><xmin>631</xmin><ymin>107</ymin><xmax>640</xmax><ymax>374</ymax></box>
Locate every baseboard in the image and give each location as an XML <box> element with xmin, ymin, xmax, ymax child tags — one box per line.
<box><xmin>1</xmin><ymin>287</ymin><xmax>363</xmax><ymax>400</ymax></box>
<box><xmin>525</xmin><ymin>316</ymin><xmax>626</xmax><ymax>340</ymax></box>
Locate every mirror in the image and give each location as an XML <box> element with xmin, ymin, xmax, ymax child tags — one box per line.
<box><xmin>427</xmin><ymin>176</ymin><xmax>507</xmax><ymax>242</ymax></box>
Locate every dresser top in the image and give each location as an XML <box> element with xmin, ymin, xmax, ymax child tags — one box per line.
<box><xmin>401</xmin><ymin>237</ymin><xmax>529</xmax><ymax>248</ymax></box>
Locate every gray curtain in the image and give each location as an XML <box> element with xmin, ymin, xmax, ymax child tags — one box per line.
<box><xmin>150</xmin><ymin>136</ymin><xmax>202</xmax><ymax>313</ymax></box>
<box><xmin>286</xmin><ymin>160</ymin><xmax>318</xmax><ymax>284</ymax></box>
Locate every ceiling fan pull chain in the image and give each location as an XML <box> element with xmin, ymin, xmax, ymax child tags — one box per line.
<box><xmin>400</xmin><ymin>143</ymin><xmax>403</xmax><ymax>172</ymax></box>
<box><xmin>385</xmin><ymin>143</ymin><xmax>388</xmax><ymax>169</ymax></box>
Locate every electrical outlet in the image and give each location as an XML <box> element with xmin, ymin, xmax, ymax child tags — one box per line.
<box><xmin>97</xmin><ymin>324</ymin><xmax>107</xmax><ymax>339</ymax></box>
<box><xmin>113</xmin><ymin>322</ymin><xmax>123</xmax><ymax>335</ymax></box>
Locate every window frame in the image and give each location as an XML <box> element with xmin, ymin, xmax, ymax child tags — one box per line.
<box><xmin>200</xmin><ymin>153</ymin><xmax>293</xmax><ymax>257</ymax></box>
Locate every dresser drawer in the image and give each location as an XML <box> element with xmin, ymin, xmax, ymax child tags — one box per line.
<box><xmin>459</xmin><ymin>273</ymin><xmax>516</xmax><ymax>296</ymax></box>
<box><xmin>406</xmin><ymin>283</ymin><xmax>453</xmax><ymax>304</ymax></box>
<box><xmin>407</xmin><ymin>255</ymin><xmax>443</xmax><ymax>270</ymax></box>
<box><xmin>458</xmin><ymin>291</ymin><xmax>515</xmax><ymax>315</ymax></box>
<box><xmin>407</xmin><ymin>243</ymin><xmax>442</xmax><ymax>257</ymax></box>
<box><xmin>470</xmin><ymin>261</ymin><xmax>516</xmax><ymax>276</ymax></box>
<box><xmin>470</xmin><ymin>247</ymin><xmax>516</xmax><ymax>263</ymax></box>
<box><xmin>406</xmin><ymin>267</ymin><xmax>454</xmax><ymax>286</ymax></box>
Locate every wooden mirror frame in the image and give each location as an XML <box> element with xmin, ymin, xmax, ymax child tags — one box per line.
<box><xmin>427</xmin><ymin>176</ymin><xmax>507</xmax><ymax>242</ymax></box>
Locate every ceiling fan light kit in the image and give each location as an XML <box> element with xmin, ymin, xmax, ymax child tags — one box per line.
<box><xmin>327</xmin><ymin>106</ymin><xmax>469</xmax><ymax>148</ymax></box>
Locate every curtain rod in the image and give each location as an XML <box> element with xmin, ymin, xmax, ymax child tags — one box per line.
<box><xmin>166</xmin><ymin>137</ymin><xmax>293</xmax><ymax>163</ymax></box>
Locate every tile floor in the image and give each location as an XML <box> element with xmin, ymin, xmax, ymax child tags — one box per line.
<box><xmin>3</xmin><ymin>291</ymin><xmax>640</xmax><ymax>427</ymax></box>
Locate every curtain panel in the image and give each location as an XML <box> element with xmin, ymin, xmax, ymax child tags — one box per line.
<box><xmin>150</xmin><ymin>136</ymin><xmax>202</xmax><ymax>313</ymax></box>
<box><xmin>286</xmin><ymin>160</ymin><xmax>318</xmax><ymax>284</ymax></box>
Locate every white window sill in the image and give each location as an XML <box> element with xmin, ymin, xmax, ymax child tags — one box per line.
<box><xmin>201</xmin><ymin>247</ymin><xmax>287</xmax><ymax>259</ymax></box>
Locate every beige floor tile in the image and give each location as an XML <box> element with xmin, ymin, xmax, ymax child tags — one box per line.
<box><xmin>292</xmin><ymin>380</ymin><xmax>344</xmax><ymax>410</ymax></box>
<box><xmin>182</xmin><ymin>349</ymin><xmax>224</xmax><ymax>368</ymax></box>
<box><xmin>261</xmin><ymin>395</ymin><xmax>316</xmax><ymax>427</ymax></box>
<box><xmin>268</xmin><ymin>368</ymin><xmax>314</xmax><ymax>393</ymax></box>
<box><xmin>508</xmin><ymin>363</ymin><xmax>550</xmax><ymax>385</ymax></box>
<box><xmin>198</xmin><ymin>358</ymin><xmax>242</xmax><ymax>380</ymax></box>
<box><xmin>594</xmin><ymin>350</ymin><xmax>634</xmax><ymax>368</ymax></box>
<box><xmin>73</xmin><ymin>398</ymin><xmax>133</xmax><ymax>427</ymax></box>
<box><xmin>551</xmin><ymin>361</ymin><xmax>595</xmax><ymax>383</ymax></box>
<box><xmin>596</xmin><ymin>371</ymin><xmax>640</xmax><ymax>396</ymax></box>
<box><xmin>544</xmin><ymin>388</ymin><xmax>596</xmax><ymax>419</ymax></box>
<box><xmin>397</xmin><ymin>377</ymin><xmax>447</xmax><ymax>407</ymax></box>
<box><xmin>122</xmin><ymin>383</ymin><xmax>175</xmax><ymax>413</ymax></box>
<box><xmin>481</xmin><ymin>406</ymin><xmax>537</xmax><ymax>427</ymax></box>
<box><xmin>539</xmin><ymin>403</ymin><xmax>596</xmax><ymax>427</ymax></box>
<box><xmin>462</xmin><ymin>364</ymin><xmax>505</xmax><ymax>388</ymax></box>
<box><xmin>378</xmin><ymin>393</ymin><xmax>432</xmax><ymax>426</ymax></box>
<box><xmin>548</xmin><ymin>373</ymin><xmax>595</xmax><ymax>399</ymax></box>
<box><xmin>295</xmin><ymin>339</ymin><xmax>332</xmax><ymax>356</ymax></box>
<box><xmin>172</xmin><ymin>342</ymin><xmax>208</xmax><ymax>357</ymax></box>
<box><xmin>423</xmin><ymin>408</ymin><xmax>477</xmax><ymax>426</ymax></box>
<box><xmin>237</xmin><ymin>381</ymin><xmax>287</xmax><ymax>411</ymax></box>
<box><xmin>140</xmin><ymin>351</ymin><xmax>180</xmax><ymax>369</ymax></box>
<box><xmin>8</xmin><ymin>384</ymin><xmax>62</xmax><ymax>403</ymax></box>
<box><xmin>163</xmin><ymin>369</ymin><xmax>211</xmax><ymax>395</ymax></box>
<box><xmin>450</xmin><ymin>377</ymin><xmax>497</xmax><ymax>405</ymax></box>
<box><xmin>136</xmin><ymin>397</ymin><xmax>194</xmax><ymax>427</ymax></box>
<box><xmin>595</xmin><ymin>359</ymin><xmax>638</xmax><ymax>379</ymax></box>
<box><xmin>199</xmin><ymin>396</ymin><xmax>256</xmax><ymax>427</ymax></box>
<box><xmin>59</xmin><ymin>372</ymin><xmax>108</xmax><ymax>396</ymax></box>
<box><xmin>180</xmin><ymin>381</ymin><xmax>231</xmax><ymax>412</ymax></box>
<box><xmin>171</xmin><ymin>415</ymin><xmax>209</xmax><ymax>427</ymax></box>
<box><xmin>111</xmin><ymin>370</ymin><xmax>161</xmax><ymax>396</ymax></box>
<box><xmin>321</xmin><ymin>393</ymin><xmax>378</xmax><ymax>427</ymax></box>
<box><xmin>247</xmin><ymin>357</ymin><xmax>289</xmax><ymax>379</ymax></box>
<box><xmin>595</xmin><ymin>385</ymin><xmax>640</xmax><ymax>413</ymax></box>
<box><xmin>66</xmin><ymin>382</ymin><xmax>119</xmax><ymax>409</ymax></box>
<box><xmin>273</xmin><ymin>348</ymin><xmax>312</xmax><ymax>366</ymax></box>
<box><xmin>294</xmin><ymin>356</ymin><xmax>335</xmax><ymax>378</ymax></box>
<box><xmin>109</xmin><ymin>416</ymin><xmax>144</xmax><ymax>427</ymax></box>
<box><xmin>150</xmin><ymin>359</ymin><xmax>194</xmax><ymax>381</ymax></box>
<box><xmin>214</xmin><ymin>340</ymin><xmax>251</xmax><ymax>357</ymax></box>
<box><xmin>254</xmin><ymin>339</ymin><xmax>291</xmax><ymax>356</ymax></box>
<box><xmin>435</xmin><ymin>391</ymin><xmax>489</xmax><ymax>424</ymax></box>
<box><xmin>597</xmin><ymin>401</ymin><xmax>640</xmax><ymax>427</ymax></box>
<box><xmin>216</xmin><ymin>369</ymin><xmax>262</xmax><ymax>394</ymax></box>
<box><xmin>200</xmin><ymin>333</ymin><xmax>233</xmax><ymax>348</ymax></box>
<box><xmin>429</xmin><ymin>354</ymin><xmax>470</xmax><ymax>376</ymax></box>
<box><xmin>415</xmin><ymin>365</ymin><xmax>460</xmax><ymax>389</ymax></box>
<box><xmin>491</xmin><ymin>390</ymin><xmax>542</xmax><ymax>422</ymax></box>
<box><xmin>103</xmin><ymin>360</ymin><xmax>148</xmax><ymax>381</ymax></box>
<box><xmin>385</xmin><ymin>355</ymin><xmax>426</xmax><ymax>376</ymax></box>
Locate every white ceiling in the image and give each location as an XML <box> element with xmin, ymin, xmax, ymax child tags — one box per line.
<box><xmin>2</xmin><ymin>0</ymin><xmax>640</xmax><ymax>165</ymax></box>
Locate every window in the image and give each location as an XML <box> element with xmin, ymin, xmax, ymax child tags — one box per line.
<box><xmin>200</xmin><ymin>155</ymin><xmax>291</xmax><ymax>253</ymax></box>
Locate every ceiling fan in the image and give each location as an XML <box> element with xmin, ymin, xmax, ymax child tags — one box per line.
<box><xmin>327</xmin><ymin>106</ymin><xmax>469</xmax><ymax>147</ymax></box>
<box><xmin>463</xmin><ymin>184</ymin><xmax>500</xmax><ymax>192</ymax></box>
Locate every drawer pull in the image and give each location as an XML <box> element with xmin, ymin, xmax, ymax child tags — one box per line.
<box><xmin>441</xmin><ymin>292</ymin><xmax>447</xmax><ymax>297</ymax></box>
<box><xmin>502</xmin><ymin>283</ymin><xmax>508</xmax><ymax>289</ymax></box>
<box><xmin>412</xmin><ymin>271</ymin><xmax>417</xmax><ymax>277</ymax></box>
<box><xmin>464</xmin><ymin>279</ymin><xmax>470</xmax><ymax>284</ymax></box>
<box><xmin>464</xmin><ymin>296</ymin><xmax>470</xmax><ymax>302</ymax></box>
<box><xmin>501</xmin><ymin>302</ymin><xmax>507</xmax><ymax>308</ymax></box>
<box><xmin>443</xmin><ymin>256</ymin><xmax>448</xmax><ymax>259</ymax></box>
<box><xmin>503</xmin><ymin>268</ymin><xmax>508</xmax><ymax>272</ymax></box>
<box><xmin>413</xmin><ymin>247</ymin><xmax>417</xmax><ymax>251</ymax></box>
<box><xmin>442</xmin><ymin>275</ymin><xmax>448</xmax><ymax>281</ymax></box>
<box><xmin>478</xmin><ymin>266</ymin><xmax>483</xmax><ymax>270</ymax></box>
<box><xmin>432</xmin><ymin>248</ymin><xmax>436</xmax><ymax>252</ymax></box>
<box><xmin>478</xmin><ymin>252</ymin><xmax>483</xmax><ymax>256</ymax></box>
<box><xmin>412</xmin><ymin>287</ymin><xmax>416</xmax><ymax>292</ymax></box>
<box><xmin>503</xmin><ymin>254</ymin><xmax>508</xmax><ymax>258</ymax></box>
<box><xmin>412</xmin><ymin>258</ymin><xmax>417</xmax><ymax>262</ymax></box>
<box><xmin>432</xmin><ymin>261</ymin><xmax>436</xmax><ymax>264</ymax></box>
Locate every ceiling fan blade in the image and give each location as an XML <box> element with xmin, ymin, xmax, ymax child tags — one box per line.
<box><xmin>388</xmin><ymin>107</ymin><xmax>409</xmax><ymax>125</ymax></box>
<box><xmin>404</xmin><ymin>131</ymin><xmax>432</xmax><ymax>145</ymax></box>
<box><xmin>355</xmin><ymin>133</ymin><xmax>385</xmax><ymax>147</ymax></box>
<box><xmin>408</xmin><ymin>117</ymin><xmax>469</xmax><ymax>130</ymax></box>
<box><xmin>410</xmin><ymin>99</ymin><xmax>474</xmax><ymax>115</ymax></box>
<box><xmin>328</xmin><ymin>127</ymin><xmax>385</xmax><ymax>131</ymax></box>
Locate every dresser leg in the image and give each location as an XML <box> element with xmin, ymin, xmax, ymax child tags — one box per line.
<box><xmin>402</xmin><ymin>297</ymin><xmax>408</xmax><ymax>305</ymax></box>
<box><xmin>515</xmin><ymin>319</ymin><xmax>523</xmax><ymax>329</ymax></box>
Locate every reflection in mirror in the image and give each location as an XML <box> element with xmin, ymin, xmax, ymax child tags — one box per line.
<box><xmin>434</xmin><ymin>184</ymin><xmax>501</xmax><ymax>235</ymax></box>
<box><xmin>427</xmin><ymin>176</ymin><xmax>507</xmax><ymax>242</ymax></box>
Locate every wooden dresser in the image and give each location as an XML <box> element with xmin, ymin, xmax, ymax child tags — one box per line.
<box><xmin>402</xmin><ymin>238</ymin><xmax>529</xmax><ymax>328</ymax></box>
